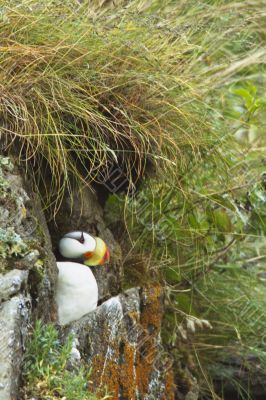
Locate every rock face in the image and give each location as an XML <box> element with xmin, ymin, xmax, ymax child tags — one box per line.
<box><xmin>0</xmin><ymin>156</ymin><xmax>177</xmax><ymax>400</ymax></box>
<box><xmin>0</xmin><ymin>269</ymin><xmax>28</xmax><ymax>303</ymax></box>
<box><xmin>0</xmin><ymin>157</ymin><xmax>57</xmax><ymax>322</ymax></box>
<box><xmin>0</xmin><ymin>267</ymin><xmax>31</xmax><ymax>400</ymax></box>
<box><xmin>0</xmin><ymin>156</ymin><xmax>57</xmax><ymax>399</ymax></box>
<box><xmin>65</xmin><ymin>286</ymin><xmax>175</xmax><ymax>400</ymax></box>
<box><xmin>0</xmin><ymin>294</ymin><xmax>30</xmax><ymax>400</ymax></box>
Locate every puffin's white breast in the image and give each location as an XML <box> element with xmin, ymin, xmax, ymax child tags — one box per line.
<box><xmin>56</xmin><ymin>261</ymin><xmax>98</xmax><ymax>325</ymax></box>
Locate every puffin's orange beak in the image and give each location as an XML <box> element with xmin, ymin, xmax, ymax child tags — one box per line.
<box><xmin>84</xmin><ymin>251</ymin><xmax>93</xmax><ymax>259</ymax></box>
<box><xmin>100</xmin><ymin>246</ymin><xmax>110</xmax><ymax>265</ymax></box>
<box><xmin>83</xmin><ymin>238</ymin><xmax>110</xmax><ymax>266</ymax></box>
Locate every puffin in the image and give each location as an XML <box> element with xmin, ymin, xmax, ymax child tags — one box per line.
<box><xmin>56</xmin><ymin>231</ymin><xmax>110</xmax><ymax>325</ymax></box>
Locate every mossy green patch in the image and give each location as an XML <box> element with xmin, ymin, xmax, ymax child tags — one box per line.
<box><xmin>0</xmin><ymin>227</ymin><xmax>28</xmax><ymax>259</ymax></box>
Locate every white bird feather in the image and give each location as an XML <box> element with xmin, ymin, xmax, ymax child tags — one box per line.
<box><xmin>56</xmin><ymin>261</ymin><xmax>98</xmax><ymax>325</ymax></box>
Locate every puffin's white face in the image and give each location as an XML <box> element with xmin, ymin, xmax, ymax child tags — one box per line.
<box><xmin>59</xmin><ymin>231</ymin><xmax>110</xmax><ymax>266</ymax></box>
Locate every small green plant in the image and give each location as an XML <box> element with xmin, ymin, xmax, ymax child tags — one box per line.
<box><xmin>22</xmin><ymin>320</ymin><xmax>107</xmax><ymax>400</ymax></box>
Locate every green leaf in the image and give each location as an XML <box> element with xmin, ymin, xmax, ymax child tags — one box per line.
<box><xmin>175</xmin><ymin>293</ymin><xmax>195</xmax><ymax>315</ymax></box>
<box><xmin>188</xmin><ymin>213</ymin><xmax>201</xmax><ymax>230</ymax></box>
<box><xmin>231</xmin><ymin>88</ymin><xmax>254</xmax><ymax>109</ymax></box>
<box><xmin>209</xmin><ymin>209</ymin><xmax>232</xmax><ymax>233</ymax></box>
<box><xmin>165</xmin><ymin>267</ymin><xmax>181</xmax><ymax>284</ymax></box>
<box><xmin>209</xmin><ymin>194</ymin><xmax>236</xmax><ymax>211</ymax></box>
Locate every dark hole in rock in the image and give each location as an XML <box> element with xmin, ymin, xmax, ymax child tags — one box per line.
<box><xmin>118</xmin><ymin>384</ymin><xmax>129</xmax><ymax>400</ymax></box>
<box><xmin>147</xmin><ymin>323</ymin><xmax>156</xmax><ymax>335</ymax></box>
<box><xmin>45</xmin><ymin>200</ymin><xmax>122</xmax><ymax>316</ymax></box>
<box><xmin>119</xmin><ymin>341</ymin><xmax>126</xmax><ymax>365</ymax></box>
<box><xmin>28</xmin><ymin>268</ymin><xmax>43</xmax><ymax>309</ymax></box>
<box><xmin>97</xmin><ymin>295</ymin><xmax>111</xmax><ymax>306</ymax></box>
<box><xmin>139</xmin><ymin>343</ymin><xmax>149</xmax><ymax>359</ymax></box>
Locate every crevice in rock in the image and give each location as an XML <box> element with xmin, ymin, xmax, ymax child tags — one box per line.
<box><xmin>44</xmin><ymin>181</ymin><xmax>123</xmax><ymax>303</ymax></box>
<box><xmin>119</xmin><ymin>341</ymin><xmax>126</xmax><ymax>365</ymax></box>
<box><xmin>0</xmin><ymin>270</ymin><xmax>28</xmax><ymax>304</ymax></box>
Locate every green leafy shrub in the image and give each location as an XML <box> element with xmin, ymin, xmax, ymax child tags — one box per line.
<box><xmin>22</xmin><ymin>320</ymin><xmax>108</xmax><ymax>400</ymax></box>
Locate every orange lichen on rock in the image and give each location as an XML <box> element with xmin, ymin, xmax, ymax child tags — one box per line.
<box><xmin>89</xmin><ymin>341</ymin><xmax>138</xmax><ymax>399</ymax></box>
<box><xmin>135</xmin><ymin>285</ymin><xmax>164</xmax><ymax>396</ymax></box>
<box><xmin>118</xmin><ymin>342</ymin><xmax>137</xmax><ymax>399</ymax></box>
<box><xmin>163</xmin><ymin>366</ymin><xmax>176</xmax><ymax>400</ymax></box>
<box><xmin>89</xmin><ymin>354</ymin><xmax>120</xmax><ymax>399</ymax></box>
<box><xmin>85</xmin><ymin>285</ymin><xmax>176</xmax><ymax>400</ymax></box>
<box><xmin>140</xmin><ymin>285</ymin><xmax>164</xmax><ymax>333</ymax></box>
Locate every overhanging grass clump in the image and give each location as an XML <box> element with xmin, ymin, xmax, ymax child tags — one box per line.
<box><xmin>1</xmin><ymin>0</ymin><xmax>264</xmax><ymax>213</ymax></box>
<box><xmin>0</xmin><ymin>0</ymin><xmax>205</xmax><ymax>211</ymax></box>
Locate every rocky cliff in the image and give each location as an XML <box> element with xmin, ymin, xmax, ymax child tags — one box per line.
<box><xmin>0</xmin><ymin>156</ymin><xmax>176</xmax><ymax>400</ymax></box>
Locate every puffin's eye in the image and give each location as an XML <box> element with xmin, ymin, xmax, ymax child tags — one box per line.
<box><xmin>79</xmin><ymin>232</ymin><xmax>85</xmax><ymax>244</ymax></box>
